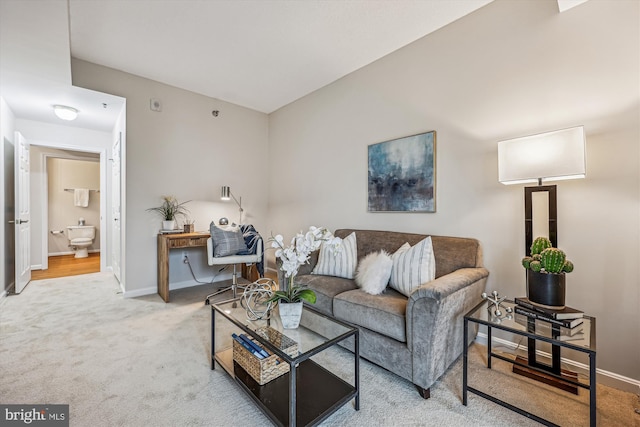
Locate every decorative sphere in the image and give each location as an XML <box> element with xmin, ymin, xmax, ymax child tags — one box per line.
<box><xmin>241</xmin><ymin>279</ymin><xmax>275</xmax><ymax>320</ymax></box>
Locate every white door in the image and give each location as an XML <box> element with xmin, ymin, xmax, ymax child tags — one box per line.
<box><xmin>14</xmin><ymin>132</ymin><xmax>31</xmax><ymax>293</ymax></box>
<box><xmin>111</xmin><ymin>133</ymin><xmax>121</xmax><ymax>282</ymax></box>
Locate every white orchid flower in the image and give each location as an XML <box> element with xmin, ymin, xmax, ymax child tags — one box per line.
<box><xmin>269</xmin><ymin>226</ymin><xmax>338</xmax><ymax>278</ymax></box>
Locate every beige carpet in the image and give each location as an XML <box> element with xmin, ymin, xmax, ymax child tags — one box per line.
<box><xmin>0</xmin><ymin>273</ymin><xmax>638</xmax><ymax>426</ymax></box>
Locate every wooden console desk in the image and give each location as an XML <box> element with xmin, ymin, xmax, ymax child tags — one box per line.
<box><xmin>157</xmin><ymin>232</ymin><xmax>259</xmax><ymax>302</ymax></box>
<box><xmin>157</xmin><ymin>232</ymin><xmax>210</xmax><ymax>302</ymax></box>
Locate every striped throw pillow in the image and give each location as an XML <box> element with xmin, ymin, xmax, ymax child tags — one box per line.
<box><xmin>312</xmin><ymin>232</ymin><xmax>357</xmax><ymax>279</ymax></box>
<box><xmin>389</xmin><ymin>237</ymin><xmax>436</xmax><ymax>297</ymax></box>
<box><xmin>210</xmin><ymin>223</ymin><xmax>247</xmax><ymax>257</ymax></box>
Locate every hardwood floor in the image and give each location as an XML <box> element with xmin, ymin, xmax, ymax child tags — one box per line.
<box><xmin>31</xmin><ymin>253</ymin><xmax>100</xmax><ymax>280</ymax></box>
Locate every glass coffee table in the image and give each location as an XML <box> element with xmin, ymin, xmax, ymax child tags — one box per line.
<box><xmin>211</xmin><ymin>298</ymin><xmax>359</xmax><ymax>427</ymax></box>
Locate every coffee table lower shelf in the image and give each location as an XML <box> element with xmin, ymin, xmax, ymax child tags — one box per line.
<box><xmin>214</xmin><ymin>349</ymin><xmax>356</xmax><ymax>427</ymax></box>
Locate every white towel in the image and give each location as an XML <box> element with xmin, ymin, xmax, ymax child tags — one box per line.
<box><xmin>74</xmin><ymin>188</ymin><xmax>89</xmax><ymax>207</ymax></box>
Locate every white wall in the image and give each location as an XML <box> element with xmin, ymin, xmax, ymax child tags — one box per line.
<box><xmin>0</xmin><ymin>97</ymin><xmax>16</xmax><ymax>295</ymax></box>
<box><xmin>268</xmin><ymin>0</ymin><xmax>639</xmax><ymax>384</ymax></box>
<box><xmin>71</xmin><ymin>59</ymin><xmax>270</xmax><ymax>296</ymax></box>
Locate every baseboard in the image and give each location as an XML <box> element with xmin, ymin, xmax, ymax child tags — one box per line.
<box><xmin>0</xmin><ymin>289</ymin><xmax>7</xmax><ymax>306</ymax></box>
<box><xmin>122</xmin><ymin>274</ymin><xmax>233</xmax><ymax>299</ymax></box>
<box><xmin>48</xmin><ymin>249</ymin><xmax>101</xmax><ymax>257</ymax></box>
<box><xmin>265</xmin><ymin>266</ymin><xmax>278</xmax><ymax>275</ymax></box>
<box><xmin>475</xmin><ymin>332</ymin><xmax>640</xmax><ymax>394</ymax></box>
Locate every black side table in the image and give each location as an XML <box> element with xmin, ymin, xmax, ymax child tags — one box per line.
<box><xmin>463</xmin><ymin>299</ymin><xmax>596</xmax><ymax>427</ymax></box>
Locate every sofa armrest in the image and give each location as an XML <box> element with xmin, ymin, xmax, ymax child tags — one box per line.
<box><xmin>408</xmin><ymin>267</ymin><xmax>489</xmax><ymax>303</ymax></box>
<box><xmin>405</xmin><ymin>267</ymin><xmax>489</xmax><ymax>389</ymax></box>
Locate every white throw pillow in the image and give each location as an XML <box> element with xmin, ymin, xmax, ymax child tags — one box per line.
<box><xmin>312</xmin><ymin>232</ymin><xmax>357</xmax><ymax>279</ymax></box>
<box><xmin>389</xmin><ymin>237</ymin><xmax>436</xmax><ymax>297</ymax></box>
<box><xmin>355</xmin><ymin>250</ymin><xmax>393</xmax><ymax>295</ymax></box>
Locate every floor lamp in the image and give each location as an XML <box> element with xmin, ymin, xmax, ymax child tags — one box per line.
<box><xmin>498</xmin><ymin>126</ymin><xmax>586</xmax><ymax>254</ymax></box>
<box><xmin>498</xmin><ymin>125</ymin><xmax>586</xmax><ymax>390</ymax></box>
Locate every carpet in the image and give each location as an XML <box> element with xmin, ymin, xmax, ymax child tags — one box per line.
<box><xmin>0</xmin><ymin>273</ymin><xmax>637</xmax><ymax>426</ymax></box>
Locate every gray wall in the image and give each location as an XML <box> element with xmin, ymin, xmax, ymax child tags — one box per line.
<box><xmin>71</xmin><ymin>59</ymin><xmax>270</xmax><ymax>296</ymax></box>
<box><xmin>268</xmin><ymin>0</ymin><xmax>639</xmax><ymax>383</ymax></box>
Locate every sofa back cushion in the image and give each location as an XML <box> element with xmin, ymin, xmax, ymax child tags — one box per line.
<box><xmin>333</xmin><ymin>229</ymin><xmax>482</xmax><ymax>279</ymax></box>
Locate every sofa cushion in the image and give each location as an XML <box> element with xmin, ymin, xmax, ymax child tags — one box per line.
<box><xmin>332</xmin><ymin>229</ymin><xmax>482</xmax><ymax>278</ymax></box>
<box><xmin>389</xmin><ymin>236</ymin><xmax>436</xmax><ymax>297</ymax></box>
<box><xmin>295</xmin><ymin>274</ymin><xmax>357</xmax><ymax>316</ymax></box>
<box><xmin>355</xmin><ymin>250</ymin><xmax>393</xmax><ymax>295</ymax></box>
<box><xmin>312</xmin><ymin>231</ymin><xmax>357</xmax><ymax>279</ymax></box>
<box><xmin>334</xmin><ymin>288</ymin><xmax>408</xmax><ymax>342</ymax></box>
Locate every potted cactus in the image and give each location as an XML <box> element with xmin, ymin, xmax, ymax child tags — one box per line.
<box><xmin>521</xmin><ymin>237</ymin><xmax>574</xmax><ymax>309</ymax></box>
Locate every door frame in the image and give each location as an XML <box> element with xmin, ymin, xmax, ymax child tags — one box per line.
<box><xmin>3</xmin><ymin>136</ymin><xmax>16</xmax><ymax>295</ymax></box>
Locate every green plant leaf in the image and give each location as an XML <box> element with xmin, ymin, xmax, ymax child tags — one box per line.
<box><xmin>297</xmin><ymin>289</ymin><xmax>316</xmax><ymax>304</ymax></box>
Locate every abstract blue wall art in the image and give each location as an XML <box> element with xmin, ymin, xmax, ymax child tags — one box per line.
<box><xmin>368</xmin><ymin>131</ymin><xmax>436</xmax><ymax>212</ymax></box>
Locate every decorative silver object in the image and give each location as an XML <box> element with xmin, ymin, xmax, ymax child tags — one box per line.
<box><xmin>482</xmin><ymin>290</ymin><xmax>513</xmax><ymax>321</ymax></box>
<box><xmin>241</xmin><ymin>278</ymin><xmax>276</xmax><ymax>321</ymax></box>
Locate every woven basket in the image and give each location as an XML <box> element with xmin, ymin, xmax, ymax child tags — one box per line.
<box><xmin>232</xmin><ymin>328</ymin><xmax>298</xmax><ymax>385</ymax></box>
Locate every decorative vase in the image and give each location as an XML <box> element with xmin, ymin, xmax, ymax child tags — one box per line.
<box><xmin>527</xmin><ymin>270</ymin><xmax>566</xmax><ymax>309</ymax></box>
<box><xmin>162</xmin><ymin>220</ymin><xmax>176</xmax><ymax>230</ymax></box>
<box><xmin>278</xmin><ymin>301</ymin><xmax>303</xmax><ymax>329</ymax></box>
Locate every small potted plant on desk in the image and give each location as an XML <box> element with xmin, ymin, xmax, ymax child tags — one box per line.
<box><xmin>146</xmin><ymin>196</ymin><xmax>190</xmax><ymax>231</ymax></box>
<box><xmin>521</xmin><ymin>236</ymin><xmax>574</xmax><ymax>309</ymax></box>
<box><xmin>268</xmin><ymin>226</ymin><xmax>341</xmax><ymax>328</ymax></box>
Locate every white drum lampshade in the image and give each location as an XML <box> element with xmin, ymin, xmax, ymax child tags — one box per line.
<box><xmin>498</xmin><ymin>126</ymin><xmax>586</xmax><ymax>185</ymax></box>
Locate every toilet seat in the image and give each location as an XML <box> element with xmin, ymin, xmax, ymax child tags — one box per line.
<box><xmin>71</xmin><ymin>237</ymin><xmax>92</xmax><ymax>245</ymax></box>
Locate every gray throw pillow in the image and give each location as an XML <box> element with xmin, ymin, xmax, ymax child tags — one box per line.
<box><xmin>210</xmin><ymin>223</ymin><xmax>247</xmax><ymax>257</ymax></box>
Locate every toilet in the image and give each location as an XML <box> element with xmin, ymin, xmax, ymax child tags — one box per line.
<box><xmin>66</xmin><ymin>225</ymin><xmax>96</xmax><ymax>258</ymax></box>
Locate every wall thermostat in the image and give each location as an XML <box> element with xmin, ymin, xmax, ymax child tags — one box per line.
<box><xmin>150</xmin><ymin>98</ymin><xmax>162</xmax><ymax>112</ymax></box>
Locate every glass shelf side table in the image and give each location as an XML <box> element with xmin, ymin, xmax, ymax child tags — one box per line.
<box><xmin>463</xmin><ymin>299</ymin><xmax>596</xmax><ymax>427</ymax></box>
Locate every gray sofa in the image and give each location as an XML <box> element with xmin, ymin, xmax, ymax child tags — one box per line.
<box><xmin>287</xmin><ymin>229</ymin><xmax>489</xmax><ymax>398</ymax></box>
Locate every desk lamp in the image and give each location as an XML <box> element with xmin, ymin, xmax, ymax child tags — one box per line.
<box><xmin>221</xmin><ymin>186</ymin><xmax>243</xmax><ymax>224</ymax></box>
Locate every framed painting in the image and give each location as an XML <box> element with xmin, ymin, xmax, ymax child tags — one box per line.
<box><xmin>368</xmin><ymin>131</ymin><xmax>436</xmax><ymax>212</ymax></box>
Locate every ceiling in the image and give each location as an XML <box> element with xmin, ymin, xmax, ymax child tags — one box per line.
<box><xmin>2</xmin><ymin>0</ymin><xmax>582</xmax><ymax>131</ymax></box>
<box><xmin>68</xmin><ymin>0</ymin><xmax>494</xmax><ymax>114</ymax></box>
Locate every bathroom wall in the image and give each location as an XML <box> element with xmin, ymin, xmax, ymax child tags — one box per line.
<box><xmin>47</xmin><ymin>157</ymin><xmax>100</xmax><ymax>255</ymax></box>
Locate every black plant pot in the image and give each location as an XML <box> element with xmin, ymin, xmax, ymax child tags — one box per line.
<box><xmin>527</xmin><ymin>270</ymin><xmax>566</xmax><ymax>309</ymax></box>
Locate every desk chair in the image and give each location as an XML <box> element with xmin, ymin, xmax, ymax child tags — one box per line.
<box><xmin>205</xmin><ymin>237</ymin><xmax>263</xmax><ymax>304</ymax></box>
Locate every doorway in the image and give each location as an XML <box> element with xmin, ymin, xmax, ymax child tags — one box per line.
<box><xmin>30</xmin><ymin>148</ymin><xmax>102</xmax><ymax>280</ymax></box>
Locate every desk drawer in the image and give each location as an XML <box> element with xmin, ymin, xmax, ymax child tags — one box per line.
<box><xmin>169</xmin><ymin>236</ymin><xmax>208</xmax><ymax>248</ymax></box>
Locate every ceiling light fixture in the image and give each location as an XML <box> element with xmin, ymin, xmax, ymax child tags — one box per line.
<box><xmin>53</xmin><ymin>105</ymin><xmax>79</xmax><ymax>121</ymax></box>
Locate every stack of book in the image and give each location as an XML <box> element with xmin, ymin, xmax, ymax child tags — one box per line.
<box><xmin>513</xmin><ymin>297</ymin><xmax>585</xmax><ymax>341</ymax></box>
<box><xmin>232</xmin><ymin>333</ymin><xmax>271</xmax><ymax>359</ymax></box>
